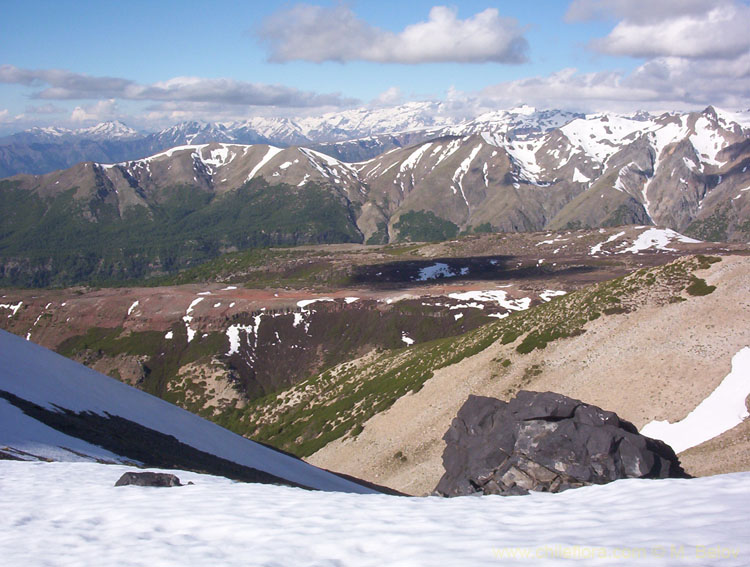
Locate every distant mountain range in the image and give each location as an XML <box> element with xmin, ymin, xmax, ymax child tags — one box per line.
<box><xmin>0</xmin><ymin>103</ymin><xmax>584</xmax><ymax>176</ymax></box>
<box><xmin>1</xmin><ymin>104</ymin><xmax>749</xmax><ymax>285</ymax></box>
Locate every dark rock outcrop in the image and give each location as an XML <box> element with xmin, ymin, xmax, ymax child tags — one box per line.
<box><xmin>115</xmin><ymin>471</ymin><xmax>183</xmax><ymax>487</ymax></box>
<box><xmin>436</xmin><ymin>391</ymin><xmax>689</xmax><ymax>497</ymax></box>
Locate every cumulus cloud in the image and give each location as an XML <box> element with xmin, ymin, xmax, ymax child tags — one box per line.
<box><xmin>371</xmin><ymin>87</ymin><xmax>403</xmax><ymax>107</ymax></box>
<box><xmin>70</xmin><ymin>99</ymin><xmax>120</xmax><ymax>123</ymax></box>
<box><xmin>476</xmin><ymin>56</ymin><xmax>750</xmax><ymax>112</ymax></box>
<box><xmin>478</xmin><ymin>68</ymin><xmax>662</xmax><ymax>112</ymax></box>
<box><xmin>0</xmin><ymin>64</ymin><xmax>355</xmax><ymax>109</ymax></box>
<box><xmin>567</xmin><ymin>1</ymin><xmax>750</xmax><ymax>60</ymax></box>
<box><xmin>259</xmin><ymin>5</ymin><xmax>528</xmax><ymax>64</ymax></box>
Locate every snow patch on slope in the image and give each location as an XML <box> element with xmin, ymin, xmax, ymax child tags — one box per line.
<box><xmin>0</xmin><ymin>301</ymin><xmax>22</xmax><ymax>318</ymax></box>
<box><xmin>590</xmin><ymin>231</ymin><xmax>626</xmax><ymax>255</ymax></box>
<box><xmin>641</xmin><ymin>347</ymin><xmax>750</xmax><ymax>453</ymax></box>
<box><xmin>246</xmin><ymin>146</ymin><xmax>283</xmax><ymax>181</ymax></box>
<box><xmin>448</xmin><ymin>290</ymin><xmax>531</xmax><ymax>311</ymax></box>
<box><xmin>619</xmin><ymin>228</ymin><xmax>701</xmax><ymax>254</ymax></box>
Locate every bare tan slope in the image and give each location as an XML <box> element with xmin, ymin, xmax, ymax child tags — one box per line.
<box><xmin>307</xmin><ymin>256</ymin><xmax>750</xmax><ymax>495</ymax></box>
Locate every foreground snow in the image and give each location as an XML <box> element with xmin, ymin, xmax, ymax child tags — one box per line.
<box><xmin>1</xmin><ymin>462</ymin><xmax>747</xmax><ymax>567</ymax></box>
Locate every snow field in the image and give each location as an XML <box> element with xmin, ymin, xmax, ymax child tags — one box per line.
<box><xmin>447</xmin><ymin>290</ymin><xmax>532</xmax><ymax>311</ymax></box>
<box><xmin>1</xmin><ymin>461</ymin><xmax>747</xmax><ymax>567</ymax></box>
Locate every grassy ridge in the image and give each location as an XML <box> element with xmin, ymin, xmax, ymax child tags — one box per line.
<box><xmin>218</xmin><ymin>256</ymin><xmax>718</xmax><ymax>457</ymax></box>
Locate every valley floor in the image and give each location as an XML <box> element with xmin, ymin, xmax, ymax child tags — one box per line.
<box><xmin>1</xmin><ymin>461</ymin><xmax>748</xmax><ymax>567</ymax></box>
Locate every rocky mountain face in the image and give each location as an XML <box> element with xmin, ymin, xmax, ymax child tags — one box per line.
<box><xmin>435</xmin><ymin>391</ymin><xmax>688</xmax><ymax>497</ymax></box>
<box><xmin>356</xmin><ymin>106</ymin><xmax>750</xmax><ymax>243</ymax></box>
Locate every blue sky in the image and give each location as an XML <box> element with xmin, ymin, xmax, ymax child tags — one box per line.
<box><xmin>1</xmin><ymin>0</ymin><xmax>749</xmax><ymax>132</ymax></box>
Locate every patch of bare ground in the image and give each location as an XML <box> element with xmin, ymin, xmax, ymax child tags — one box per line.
<box><xmin>169</xmin><ymin>360</ymin><xmax>247</xmax><ymax>415</ymax></box>
<box><xmin>307</xmin><ymin>255</ymin><xmax>750</xmax><ymax>496</ymax></box>
<box><xmin>78</xmin><ymin>353</ymin><xmax>148</xmax><ymax>386</ymax></box>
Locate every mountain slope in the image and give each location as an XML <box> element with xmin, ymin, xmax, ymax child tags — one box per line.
<box><xmin>355</xmin><ymin>106</ymin><xmax>750</xmax><ymax>243</ymax></box>
<box><xmin>0</xmin><ymin>144</ymin><xmax>365</xmax><ymax>286</ymax></box>
<box><xmin>300</xmin><ymin>254</ymin><xmax>750</xmax><ymax>495</ymax></box>
<box><xmin>0</xmin><ymin>328</ymin><xmax>379</xmax><ymax>493</ymax></box>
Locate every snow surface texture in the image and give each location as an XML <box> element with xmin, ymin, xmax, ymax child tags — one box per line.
<box><xmin>1</xmin><ymin>461</ymin><xmax>748</xmax><ymax>567</ymax></box>
<box><xmin>641</xmin><ymin>347</ymin><xmax>750</xmax><ymax>453</ymax></box>
<box><xmin>0</xmin><ymin>330</ymin><xmax>375</xmax><ymax>494</ymax></box>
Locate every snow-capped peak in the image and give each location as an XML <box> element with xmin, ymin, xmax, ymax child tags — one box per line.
<box><xmin>78</xmin><ymin>120</ymin><xmax>140</xmax><ymax>140</ymax></box>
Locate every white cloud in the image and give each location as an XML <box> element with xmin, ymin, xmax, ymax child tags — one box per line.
<box><xmin>0</xmin><ymin>109</ymin><xmax>9</xmax><ymax>122</ymax></box>
<box><xmin>70</xmin><ymin>99</ymin><xmax>119</xmax><ymax>123</ymax></box>
<box><xmin>567</xmin><ymin>1</ymin><xmax>750</xmax><ymax>60</ymax></box>
<box><xmin>594</xmin><ymin>4</ymin><xmax>750</xmax><ymax>59</ymax></box>
<box><xmin>476</xmin><ymin>57</ymin><xmax>750</xmax><ymax>112</ymax></box>
<box><xmin>0</xmin><ymin>65</ymin><xmax>355</xmax><ymax>109</ymax></box>
<box><xmin>259</xmin><ymin>5</ymin><xmax>528</xmax><ymax>64</ymax></box>
<box><xmin>134</xmin><ymin>76</ymin><xmax>353</xmax><ymax>107</ymax></box>
<box><xmin>372</xmin><ymin>87</ymin><xmax>403</xmax><ymax>107</ymax></box>
<box><xmin>477</xmin><ymin>68</ymin><xmax>660</xmax><ymax>112</ymax></box>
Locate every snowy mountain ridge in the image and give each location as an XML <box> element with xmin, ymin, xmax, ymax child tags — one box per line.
<box><xmin>2</xmin><ymin>103</ymin><xmax>748</xmax><ymax>177</ymax></box>
<box><xmin>6</xmin><ymin>103</ymin><xmax>746</xmax><ymax>148</ymax></box>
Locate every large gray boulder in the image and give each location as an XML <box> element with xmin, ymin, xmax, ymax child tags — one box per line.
<box><xmin>115</xmin><ymin>471</ymin><xmax>183</xmax><ymax>487</ymax></box>
<box><xmin>435</xmin><ymin>391</ymin><xmax>689</xmax><ymax>497</ymax></box>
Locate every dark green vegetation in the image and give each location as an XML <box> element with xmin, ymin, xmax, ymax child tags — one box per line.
<box><xmin>686</xmin><ymin>276</ymin><xmax>716</xmax><ymax>296</ymax></box>
<box><xmin>208</xmin><ymin>256</ymin><xmax>718</xmax><ymax>457</ymax></box>
<box><xmin>393</xmin><ymin>210</ymin><xmax>459</xmax><ymax>242</ymax></box>
<box><xmin>365</xmin><ymin>222</ymin><xmax>389</xmax><ymax>245</ymax></box>
<box><xmin>0</xmin><ymin>178</ymin><xmax>362</xmax><ymax>287</ymax></box>
<box><xmin>686</xmin><ymin>204</ymin><xmax>750</xmax><ymax>243</ymax></box>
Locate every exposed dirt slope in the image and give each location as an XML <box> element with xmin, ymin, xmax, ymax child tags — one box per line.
<box><xmin>308</xmin><ymin>255</ymin><xmax>750</xmax><ymax>495</ymax></box>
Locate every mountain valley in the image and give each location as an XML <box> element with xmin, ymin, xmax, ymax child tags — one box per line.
<box><xmin>2</xmin><ymin>225</ymin><xmax>747</xmax><ymax>495</ymax></box>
